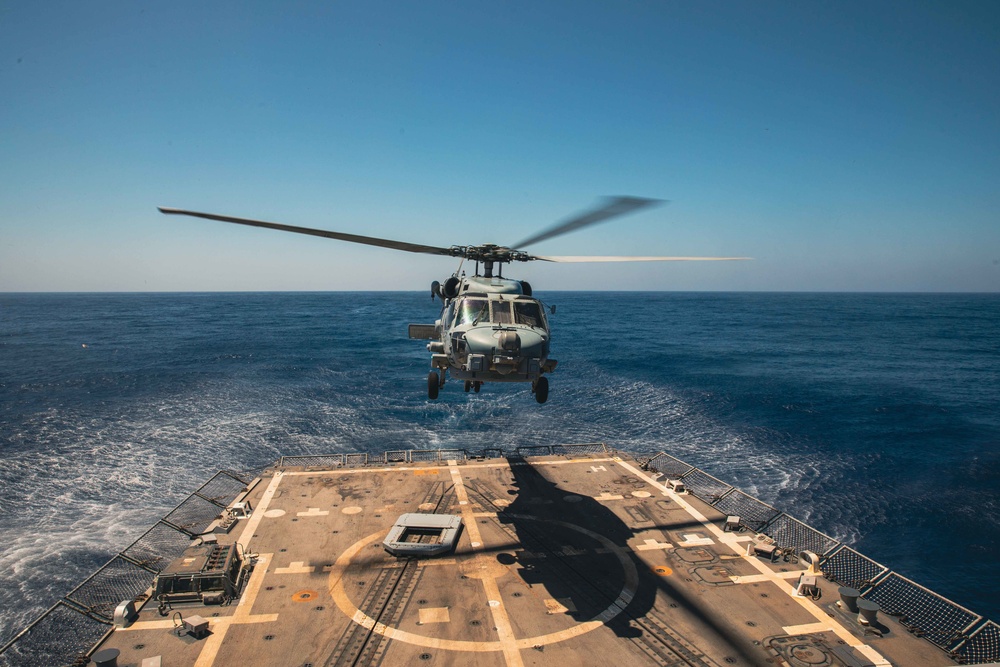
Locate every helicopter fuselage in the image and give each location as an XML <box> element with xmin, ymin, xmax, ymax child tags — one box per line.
<box><xmin>409</xmin><ymin>275</ymin><xmax>557</xmax><ymax>401</ymax></box>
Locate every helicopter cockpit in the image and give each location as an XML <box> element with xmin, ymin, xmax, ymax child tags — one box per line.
<box><xmin>450</xmin><ymin>295</ymin><xmax>548</xmax><ymax>330</ymax></box>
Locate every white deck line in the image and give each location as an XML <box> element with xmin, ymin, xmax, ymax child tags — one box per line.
<box><xmin>449</xmin><ymin>461</ymin><xmax>524</xmax><ymax>667</ymax></box>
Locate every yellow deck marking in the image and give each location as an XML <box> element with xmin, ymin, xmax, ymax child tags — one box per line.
<box><xmin>237</xmin><ymin>472</ymin><xmax>284</xmax><ymax>551</ymax></box>
<box><xmin>297</xmin><ymin>507</ymin><xmax>329</xmax><ymax>517</ymax></box>
<box><xmin>449</xmin><ymin>463</ymin><xmax>483</xmax><ymax>547</ymax></box>
<box><xmin>544</xmin><ymin>598</ymin><xmax>577</xmax><ymax>614</ymax></box>
<box><xmin>782</xmin><ymin>622</ymin><xmax>832</xmax><ymax>635</ymax></box>
<box><xmin>481</xmin><ymin>574</ymin><xmax>524</xmax><ymax>667</ymax></box>
<box><xmin>419</xmin><ymin>607</ymin><xmax>451</xmax><ymax>624</ymax></box>
<box><xmin>276</xmin><ymin>561</ymin><xmax>315</xmax><ymax>574</ymax></box>
<box><xmin>730</xmin><ymin>571</ymin><xmax>801</xmax><ymax>584</ymax></box>
<box><xmin>636</xmin><ymin>538</ymin><xmax>672</xmax><ymax>551</ymax></box>
<box><xmin>121</xmin><ymin>613</ymin><xmax>280</xmax><ymax>632</ymax></box>
<box><xmin>448</xmin><ymin>462</ymin><xmax>523</xmax><ymax>666</ymax></box>
<box><xmin>615</xmin><ymin>458</ymin><xmax>891</xmax><ymax>665</ymax></box>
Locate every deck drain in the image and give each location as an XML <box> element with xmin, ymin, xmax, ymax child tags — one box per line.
<box><xmin>760</xmin><ymin>593</ymin><xmax>769</xmax><ymax>598</ymax></box>
<box><xmin>745</xmin><ymin>621</ymin><xmax>757</xmax><ymax>627</ymax></box>
<box><xmin>470</xmin><ymin>620</ymin><xmax>481</xmax><ymax>626</ymax></box>
<box><xmin>419</xmin><ymin>654</ymin><xmax>431</xmax><ymax>660</ymax></box>
<box><xmin>263</xmin><ymin>635</ymin><xmax>275</xmax><ymax>641</ymax></box>
<box><xmin>314</xmin><ymin>606</ymin><xmax>325</xmax><ymax>611</ymax></box>
<box><xmin>291</xmin><ymin>518</ymin><xmax>299</xmax><ymax>522</ymax></box>
<box><xmin>212</xmin><ymin>612</ymin><xmax>220</xmax><ymax>617</ymax></box>
<box><xmin>133</xmin><ymin>644</ymin><xmax>146</xmax><ymax>650</ymax></box>
<box><xmin>280</xmin><ymin>548</ymin><xmax>287</xmax><ymax>552</ymax></box>
<box><xmin>512</xmin><ymin>592</ymin><xmax>522</xmax><ymax>597</ymax></box>
<box><xmin>669</xmin><ymin>603</ymin><xmax>678</xmax><ymax>608</ymax></box>
<box><xmin>724</xmin><ymin>658</ymin><xmax>737</xmax><ymax>664</ymax></box>
<box><xmin>417</xmin><ymin>599</ymin><xmax>428</xmax><ymax>604</ymax></box>
<box><xmin>266</xmin><ymin>586</ymin><xmax>274</xmax><ymax>591</ymax></box>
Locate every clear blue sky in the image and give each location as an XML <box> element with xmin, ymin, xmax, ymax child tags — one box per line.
<box><xmin>2</xmin><ymin>1</ymin><xmax>998</xmax><ymax>291</ymax></box>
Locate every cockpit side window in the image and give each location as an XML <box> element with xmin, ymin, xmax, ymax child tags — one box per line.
<box><xmin>514</xmin><ymin>300</ymin><xmax>544</xmax><ymax>328</ymax></box>
<box><xmin>456</xmin><ymin>298</ymin><xmax>488</xmax><ymax>326</ymax></box>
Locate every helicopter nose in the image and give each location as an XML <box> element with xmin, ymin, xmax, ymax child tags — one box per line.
<box><xmin>463</xmin><ymin>328</ymin><xmax>548</xmax><ymax>359</ymax></box>
<box><xmin>513</xmin><ymin>329</ymin><xmax>546</xmax><ymax>357</ymax></box>
<box><xmin>463</xmin><ymin>328</ymin><xmax>500</xmax><ymax>355</ymax></box>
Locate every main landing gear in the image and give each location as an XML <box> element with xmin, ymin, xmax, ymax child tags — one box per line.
<box><xmin>428</xmin><ymin>373</ymin><xmax>549</xmax><ymax>403</ymax></box>
<box><xmin>532</xmin><ymin>376</ymin><xmax>549</xmax><ymax>404</ymax></box>
<box><xmin>427</xmin><ymin>371</ymin><xmax>443</xmax><ymax>400</ymax></box>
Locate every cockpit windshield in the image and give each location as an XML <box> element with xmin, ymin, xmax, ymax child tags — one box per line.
<box><xmin>514</xmin><ymin>300</ymin><xmax>544</xmax><ymax>328</ymax></box>
<box><xmin>454</xmin><ymin>297</ymin><xmax>545</xmax><ymax>328</ymax></box>
<box><xmin>455</xmin><ymin>298</ymin><xmax>488</xmax><ymax>326</ymax></box>
<box><xmin>491</xmin><ymin>301</ymin><xmax>513</xmax><ymax>324</ymax></box>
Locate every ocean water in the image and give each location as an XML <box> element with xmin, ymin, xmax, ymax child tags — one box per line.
<box><xmin>1</xmin><ymin>291</ymin><xmax>998</xmax><ymax>644</ymax></box>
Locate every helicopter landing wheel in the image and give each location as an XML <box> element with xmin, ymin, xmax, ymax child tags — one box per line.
<box><xmin>534</xmin><ymin>376</ymin><xmax>549</xmax><ymax>404</ymax></box>
<box><xmin>427</xmin><ymin>371</ymin><xmax>439</xmax><ymax>400</ymax></box>
<box><xmin>464</xmin><ymin>381</ymin><xmax>472</xmax><ymax>393</ymax></box>
<box><xmin>474</xmin><ymin>382</ymin><xmax>481</xmax><ymax>393</ymax></box>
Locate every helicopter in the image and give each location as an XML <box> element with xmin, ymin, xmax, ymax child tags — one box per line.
<box><xmin>159</xmin><ymin>196</ymin><xmax>749</xmax><ymax>403</ymax></box>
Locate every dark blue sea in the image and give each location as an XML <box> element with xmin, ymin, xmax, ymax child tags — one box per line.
<box><xmin>1</xmin><ymin>292</ymin><xmax>998</xmax><ymax>644</ymax></box>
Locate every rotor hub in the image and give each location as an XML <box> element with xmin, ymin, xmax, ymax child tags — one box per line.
<box><xmin>450</xmin><ymin>244</ymin><xmax>532</xmax><ymax>264</ymax></box>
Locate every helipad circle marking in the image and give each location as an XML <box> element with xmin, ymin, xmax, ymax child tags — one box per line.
<box><xmin>342</xmin><ymin>506</ymin><xmax>363</xmax><ymax>515</ymax></box>
<box><xmin>263</xmin><ymin>509</ymin><xmax>286</xmax><ymax>518</ymax></box>
<box><xmin>328</xmin><ymin>516</ymin><xmax>638</xmax><ymax>652</ymax></box>
<box><xmin>631</xmin><ymin>491</ymin><xmax>652</xmax><ymax>498</ymax></box>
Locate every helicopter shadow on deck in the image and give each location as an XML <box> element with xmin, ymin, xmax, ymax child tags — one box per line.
<box><xmin>465</xmin><ymin>456</ymin><xmax>764</xmax><ymax>665</ymax></box>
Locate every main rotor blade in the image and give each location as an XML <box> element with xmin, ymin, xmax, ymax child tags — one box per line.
<box><xmin>158</xmin><ymin>207</ymin><xmax>455</xmax><ymax>257</ymax></box>
<box><xmin>533</xmin><ymin>255</ymin><xmax>753</xmax><ymax>262</ymax></box>
<box><xmin>513</xmin><ymin>196</ymin><xmax>664</xmax><ymax>249</ymax></box>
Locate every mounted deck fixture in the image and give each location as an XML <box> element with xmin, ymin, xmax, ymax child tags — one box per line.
<box><xmin>382</xmin><ymin>513</ymin><xmax>462</xmax><ymax>557</ymax></box>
